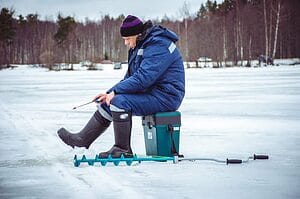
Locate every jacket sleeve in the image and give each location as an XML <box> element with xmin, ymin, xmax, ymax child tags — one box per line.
<box><xmin>108</xmin><ymin>40</ymin><xmax>175</xmax><ymax>94</ymax></box>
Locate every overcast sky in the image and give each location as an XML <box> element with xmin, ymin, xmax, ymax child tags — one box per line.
<box><xmin>1</xmin><ymin>0</ymin><xmax>222</xmax><ymax>21</ymax></box>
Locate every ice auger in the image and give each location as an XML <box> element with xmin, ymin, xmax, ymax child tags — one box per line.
<box><xmin>73</xmin><ymin>154</ymin><xmax>269</xmax><ymax>167</ymax></box>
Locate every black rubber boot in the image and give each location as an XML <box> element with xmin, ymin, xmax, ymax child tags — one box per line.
<box><xmin>57</xmin><ymin>111</ymin><xmax>111</xmax><ymax>149</ymax></box>
<box><xmin>99</xmin><ymin>111</ymin><xmax>133</xmax><ymax>158</ymax></box>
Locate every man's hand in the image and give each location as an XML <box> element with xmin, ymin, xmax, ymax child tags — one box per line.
<box><xmin>105</xmin><ymin>92</ymin><xmax>115</xmax><ymax>106</ymax></box>
<box><xmin>93</xmin><ymin>92</ymin><xmax>115</xmax><ymax>106</ymax></box>
<box><xmin>93</xmin><ymin>93</ymin><xmax>104</xmax><ymax>102</ymax></box>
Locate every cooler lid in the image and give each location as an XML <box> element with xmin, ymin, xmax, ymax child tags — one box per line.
<box><xmin>142</xmin><ymin>111</ymin><xmax>181</xmax><ymax>126</ymax></box>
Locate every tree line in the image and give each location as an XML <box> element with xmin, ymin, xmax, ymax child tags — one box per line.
<box><xmin>0</xmin><ymin>0</ymin><xmax>299</xmax><ymax>69</ymax></box>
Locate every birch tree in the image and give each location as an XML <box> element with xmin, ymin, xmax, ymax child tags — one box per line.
<box><xmin>272</xmin><ymin>0</ymin><xmax>282</xmax><ymax>59</ymax></box>
<box><xmin>263</xmin><ymin>0</ymin><xmax>269</xmax><ymax>59</ymax></box>
<box><xmin>179</xmin><ymin>1</ymin><xmax>191</xmax><ymax>62</ymax></box>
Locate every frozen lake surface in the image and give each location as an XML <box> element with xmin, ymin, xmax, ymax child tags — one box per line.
<box><xmin>0</xmin><ymin>65</ymin><xmax>300</xmax><ymax>198</ymax></box>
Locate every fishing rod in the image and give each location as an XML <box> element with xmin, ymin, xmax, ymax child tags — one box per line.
<box><xmin>72</xmin><ymin>98</ymin><xmax>100</xmax><ymax>110</ymax></box>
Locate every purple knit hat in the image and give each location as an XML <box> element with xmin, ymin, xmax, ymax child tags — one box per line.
<box><xmin>120</xmin><ymin>15</ymin><xmax>144</xmax><ymax>37</ymax></box>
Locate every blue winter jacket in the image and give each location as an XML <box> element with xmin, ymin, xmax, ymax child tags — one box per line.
<box><xmin>108</xmin><ymin>24</ymin><xmax>185</xmax><ymax>113</ymax></box>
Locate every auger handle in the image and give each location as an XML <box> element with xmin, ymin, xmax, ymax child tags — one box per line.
<box><xmin>226</xmin><ymin>159</ymin><xmax>242</xmax><ymax>164</ymax></box>
<box><xmin>253</xmin><ymin>154</ymin><xmax>269</xmax><ymax>160</ymax></box>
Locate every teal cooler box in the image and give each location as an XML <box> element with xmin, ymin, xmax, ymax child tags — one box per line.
<box><xmin>142</xmin><ymin>111</ymin><xmax>181</xmax><ymax>157</ymax></box>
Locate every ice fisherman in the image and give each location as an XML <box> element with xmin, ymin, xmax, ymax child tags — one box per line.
<box><xmin>57</xmin><ymin>15</ymin><xmax>185</xmax><ymax>158</ymax></box>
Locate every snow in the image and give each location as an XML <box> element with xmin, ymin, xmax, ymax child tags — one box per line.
<box><xmin>0</xmin><ymin>64</ymin><xmax>300</xmax><ymax>198</ymax></box>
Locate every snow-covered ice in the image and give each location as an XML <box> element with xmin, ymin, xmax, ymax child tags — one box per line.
<box><xmin>0</xmin><ymin>65</ymin><xmax>299</xmax><ymax>198</ymax></box>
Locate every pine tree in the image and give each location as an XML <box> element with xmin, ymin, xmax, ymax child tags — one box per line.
<box><xmin>54</xmin><ymin>15</ymin><xmax>77</xmax><ymax>69</ymax></box>
<box><xmin>197</xmin><ymin>4</ymin><xmax>207</xmax><ymax>19</ymax></box>
<box><xmin>0</xmin><ymin>8</ymin><xmax>16</xmax><ymax>67</ymax></box>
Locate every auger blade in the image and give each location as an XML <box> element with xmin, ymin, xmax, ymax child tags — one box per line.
<box><xmin>73</xmin><ymin>154</ymin><xmax>175</xmax><ymax>167</ymax></box>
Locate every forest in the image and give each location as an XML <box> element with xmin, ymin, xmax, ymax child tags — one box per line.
<box><xmin>0</xmin><ymin>0</ymin><xmax>299</xmax><ymax>69</ymax></box>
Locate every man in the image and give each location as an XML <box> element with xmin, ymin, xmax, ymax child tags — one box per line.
<box><xmin>57</xmin><ymin>15</ymin><xmax>185</xmax><ymax>158</ymax></box>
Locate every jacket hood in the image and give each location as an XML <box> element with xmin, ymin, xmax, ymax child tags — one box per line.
<box><xmin>137</xmin><ymin>21</ymin><xmax>179</xmax><ymax>44</ymax></box>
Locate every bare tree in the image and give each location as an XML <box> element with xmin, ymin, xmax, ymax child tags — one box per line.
<box><xmin>179</xmin><ymin>1</ymin><xmax>191</xmax><ymax>62</ymax></box>
<box><xmin>263</xmin><ymin>0</ymin><xmax>268</xmax><ymax>59</ymax></box>
<box><xmin>272</xmin><ymin>0</ymin><xmax>282</xmax><ymax>59</ymax></box>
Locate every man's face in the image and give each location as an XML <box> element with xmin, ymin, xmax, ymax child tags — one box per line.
<box><xmin>123</xmin><ymin>35</ymin><xmax>138</xmax><ymax>49</ymax></box>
